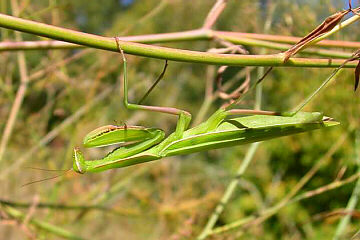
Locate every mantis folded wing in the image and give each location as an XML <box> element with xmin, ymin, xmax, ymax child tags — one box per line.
<box><xmin>72</xmin><ymin>38</ymin><xmax>339</xmax><ymax>174</ymax></box>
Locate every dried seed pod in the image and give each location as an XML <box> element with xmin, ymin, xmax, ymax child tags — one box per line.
<box><xmin>283</xmin><ymin>9</ymin><xmax>350</xmax><ymax>62</ymax></box>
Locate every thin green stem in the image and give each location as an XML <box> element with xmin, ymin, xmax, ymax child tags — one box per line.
<box><xmin>0</xmin><ymin>13</ymin><xmax>358</xmax><ymax>68</ymax></box>
<box><xmin>0</xmin><ymin>87</ymin><xmax>113</xmax><ymax>180</ymax></box>
<box><xmin>217</xmin><ymin>31</ymin><xmax>360</xmax><ymax>49</ymax></box>
<box><xmin>4</xmin><ymin>206</ymin><xmax>85</xmax><ymax>240</ymax></box>
<box><xmin>206</xmin><ymin>124</ymin><xmax>353</xmax><ymax>237</ymax></box>
<box><xmin>220</xmin><ymin>35</ymin><xmax>353</xmax><ymax>59</ymax></box>
<box><xmin>209</xmin><ymin>171</ymin><xmax>360</xmax><ymax>237</ymax></box>
<box><xmin>74</xmin><ymin>167</ymin><xmax>151</xmax><ymax>220</ymax></box>
<box><xmin>333</xmin><ymin>131</ymin><xmax>360</xmax><ymax>240</ymax></box>
<box><xmin>197</xmin><ymin>143</ymin><xmax>260</xmax><ymax>240</ymax></box>
<box><xmin>0</xmin><ymin>199</ymin><xmax>111</xmax><ymax>212</ymax></box>
<box><xmin>197</xmin><ymin>5</ymin><xmax>275</xmax><ymax>239</ymax></box>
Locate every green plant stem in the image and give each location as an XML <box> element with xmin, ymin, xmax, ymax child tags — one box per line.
<box><xmin>0</xmin><ymin>199</ymin><xmax>113</xmax><ymax>213</ymax></box>
<box><xmin>333</xmin><ymin>131</ymin><xmax>360</xmax><ymax>240</ymax></box>
<box><xmin>217</xmin><ymin>31</ymin><xmax>360</xmax><ymax>49</ymax></box>
<box><xmin>220</xmin><ymin>35</ymin><xmax>353</xmax><ymax>59</ymax></box>
<box><xmin>209</xmin><ymin>171</ymin><xmax>360</xmax><ymax>237</ymax></box>
<box><xmin>94</xmin><ymin>166</ymin><xmax>149</xmax><ymax>204</ymax></box>
<box><xmin>3</xmin><ymin>206</ymin><xmax>85</xmax><ymax>240</ymax></box>
<box><xmin>0</xmin><ymin>198</ymin><xmax>137</xmax><ymax>216</ymax></box>
<box><xmin>1</xmin><ymin>30</ymin><xmax>360</xmax><ymax>53</ymax></box>
<box><xmin>0</xmin><ymin>0</ymin><xmax>8</xmax><ymax>39</ymax></box>
<box><xmin>0</xmin><ymin>13</ymin><xmax>358</xmax><ymax>68</ymax></box>
<box><xmin>197</xmin><ymin>5</ymin><xmax>275</xmax><ymax>238</ymax></box>
<box><xmin>197</xmin><ymin>143</ymin><xmax>260</xmax><ymax>240</ymax></box>
<box><xmin>206</xmin><ymin>125</ymin><xmax>352</xmax><ymax>237</ymax></box>
<box><xmin>75</xmin><ymin>166</ymin><xmax>149</xmax><ymax>220</ymax></box>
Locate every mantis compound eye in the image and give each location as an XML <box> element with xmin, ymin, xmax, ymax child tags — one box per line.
<box><xmin>73</xmin><ymin>147</ymin><xmax>87</xmax><ymax>174</ymax></box>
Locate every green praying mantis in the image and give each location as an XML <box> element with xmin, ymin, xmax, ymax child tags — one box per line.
<box><xmin>72</xmin><ymin>37</ymin><xmax>339</xmax><ymax>174</ymax></box>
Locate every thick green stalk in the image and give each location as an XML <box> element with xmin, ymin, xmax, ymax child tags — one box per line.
<box><xmin>0</xmin><ymin>13</ymin><xmax>357</xmax><ymax>68</ymax></box>
<box><xmin>1</xmin><ymin>31</ymin><xmax>360</xmax><ymax>53</ymax></box>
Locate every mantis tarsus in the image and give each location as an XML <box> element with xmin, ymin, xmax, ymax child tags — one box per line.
<box><xmin>72</xmin><ymin>38</ymin><xmax>339</xmax><ymax>174</ymax></box>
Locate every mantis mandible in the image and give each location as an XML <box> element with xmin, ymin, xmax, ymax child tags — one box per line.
<box><xmin>72</xmin><ymin>37</ymin><xmax>339</xmax><ymax>174</ymax></box>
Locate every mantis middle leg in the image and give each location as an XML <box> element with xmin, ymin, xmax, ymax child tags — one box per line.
<box><xmin>115</xmin><ymin>37</ymin><xmax>192</xmax><ymax>140</ymax></box>
<box><xmin>198</xmin><ymin>63</ymin><xmax>342</xmax><ymax>132</ymax></box>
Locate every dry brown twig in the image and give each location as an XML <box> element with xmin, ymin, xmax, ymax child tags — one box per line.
<box><xmin>216</xmin><ymin>66</ymin><xmax>251</xmax><ymax>102</ymax></box>
<box><xmin>1</xmin><ymin>207</ymin><xmax>36</xmax><ymax>239</ymax></box>
<box><xmin>313</xmin><ymin>209</ymin><xmax>360</xmax><ymax>222</ymax></box>
<box><xmin>283</xmin><ymin>1</ymin><xmax>360</xmax><ymax>62</ymax></box>
<box><xmin>335</xmin><ymin>166</ymin><xmax>348</xmax><ymax>181</ymax></box>
<box><xmin>291</xmin><ymin>172</ymin><xmax>360</xmax><ymax>203</ymax></box>
<box><xmin>212</xmin><ymin>36</ymin><xmax>249</xmax><ymax>55</ymax></box>
<box><xmin>258</xmin><ymin>2</ymin><xmax>360</xmax><ymax>89</ymax></box>
<box><xmin>202</xmin><ymin>0</ymin><xmax>228</xmax><ymax>29</ymax></box>
<box><xmin>208</xmin><ymin>37</ymin><xmax>251</xmax><ymax>105</ymax></box>
<box><xmin>0</xmin><ymin>0</ymin><xmax>30</xmax><ymax>164</ymax></box>
<box><xmin>22</xmin><ymin>196</ymin><xmax>39</xmax><ymax>226</ymax></box>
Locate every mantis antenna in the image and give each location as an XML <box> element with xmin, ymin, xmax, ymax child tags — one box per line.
<box><xmin>22</xmin><ymin>169</ymin><xmax>73</xmax><ymax>187</ymax></box>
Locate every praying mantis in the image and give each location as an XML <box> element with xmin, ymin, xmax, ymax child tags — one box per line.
<box><xmin>72</xmin><ymin>38</ymin><xmax>339</xmax><ymax>174</ymax></box>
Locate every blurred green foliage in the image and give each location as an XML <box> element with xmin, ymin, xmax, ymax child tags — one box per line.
<box><xmin>0</xmin><ymin>0</ymin><xmax>359</xmax><ymax>239</ymax></box>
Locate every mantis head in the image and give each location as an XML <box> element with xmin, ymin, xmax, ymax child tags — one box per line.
<box><xmin>73</xmin><ymin>147</ymin><xmax>87</xmax><ymax>174</ymax></box>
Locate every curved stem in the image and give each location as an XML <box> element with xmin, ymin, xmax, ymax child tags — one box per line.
<box><xmin>1</xmin><ymin>31</ymin><xmax>360</xmax><ymax>53</ymax></box>
<box><xmin>0</xmin><ymin>13</ymin><xmax>358</xmax><ymax>68</ymax></box>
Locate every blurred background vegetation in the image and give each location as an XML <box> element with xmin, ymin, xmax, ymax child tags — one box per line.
<box><xmin>0</xmin><ymin>0</ymin><xmax>360</xmax><ymax>239</ymax></box>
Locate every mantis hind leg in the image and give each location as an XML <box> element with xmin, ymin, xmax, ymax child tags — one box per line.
<box><xmin>224</xmin><ymin>64</ymin><xmax>344</xmax><ymax>117</ymax></box>
<box><xmin>115</xmin><ymin>37</ymin><xmax>192</xmax><ymax>139</ymax></box>
<box><xmin>287</xmin><ymin>67</ymin><xmax>344</xmax><ymax>116</ymax></box>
